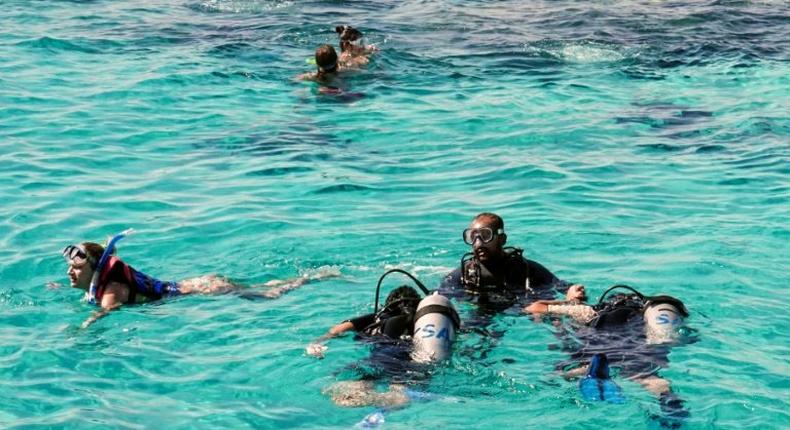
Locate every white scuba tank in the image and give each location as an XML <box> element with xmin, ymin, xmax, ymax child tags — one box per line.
<box><xmin>644</xmin><ymin>302</ymin><xmax>684</xmax><ymax>344</ymax></box>
<box><xmin>411</xmin><ymin>292</ymin><xmax>459</xmax><ymax>363</ymax></box>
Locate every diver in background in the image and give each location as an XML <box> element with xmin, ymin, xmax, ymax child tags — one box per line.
<box><xmin>440</xmin><ymin>212</ymin><xmax>565</xmax><ymax>313</ymax></box>
<box><xmin>438</xmin><ymin>212</ymin><xmax>569</xmax><ymax>362</ymax></box>
<box><xmin>526</xmin><ymin>284</ymin><xmax>692</xmax><ymax>428</ymax></box>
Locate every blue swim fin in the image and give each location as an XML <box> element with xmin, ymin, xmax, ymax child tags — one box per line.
<box><xmin>579</xmin><ymin>354</ymin><xmax>625</xmax><ymax>404</ymax></box>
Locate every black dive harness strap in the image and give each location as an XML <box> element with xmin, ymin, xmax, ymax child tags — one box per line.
<box><xmin>414</xmin><ymin>304</ymin><xmax>461</xmax><ymax>330</ymax></box>
<box><xmin>588</xmin><ymin>284</ymin><xmax>689</xmax><ymax>327</ymax></box>
<box><xmin>373</xmin><ymin>268</ymin><xmax>431</xmax><ymax>313</ymax></box>
<box><xmin>460</xmin><ymin>247</ymin><xmax>526</xmax><ymax>290</ymax></box>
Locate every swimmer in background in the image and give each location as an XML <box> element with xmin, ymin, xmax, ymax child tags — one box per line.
<box><xmin>335</xmin><ymin>25</ymin><xmax>377</xmax><ymax>69</ymax></box>
<box><xmin>60</xmin><ymin>239</ymin><xmax>336</xmax><ymax>328</ymax></box>
<box><xmin>297</xmin><ymin>44</ymin><xmax>342</xmax><ymax>85</ymax></box>
<box><xmin>297</xmin><ymin>26</ymin><xmax>376</xmax><ymax>97</ymax></box>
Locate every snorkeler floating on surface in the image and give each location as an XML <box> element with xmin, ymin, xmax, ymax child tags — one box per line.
<box><xmin>61</xmin><ymin>230</ymin><xmax>337</xmax><ymax>328</ymax></box>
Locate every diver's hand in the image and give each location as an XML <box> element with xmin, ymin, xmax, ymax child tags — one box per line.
<box><xmin>306</xmin><ymin>343</ymin><xmax>328</xmax><ymax>359</ymax></box>
<box><xmin>46</xmin><ymin>282</ymin><xmax>63</xmax><ymax>289</ymax></box>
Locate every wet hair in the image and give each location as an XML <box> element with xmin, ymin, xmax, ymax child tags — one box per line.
<box><xmin>80</xmin><ymin>242</ymin><xmax>108</xmax><ymax>268</ymax></box>
<box><xmin>315</xmin><ymin>44</ymin><xmax>338</xmax><ymax>74</ymax></box>
<box><xmin>384</xmin><ymin>285</ymin><xmax>421</xmax><ymax>314</ymax></box>
<box><xmin>335</xmin><ymin>25</ymin><xmax>363</xmax><ymax>42</ymax></box>
<box><xmin>474</xmin><ymin>212</ymin><xmax>504</xmax><ymax>231</ymax></box>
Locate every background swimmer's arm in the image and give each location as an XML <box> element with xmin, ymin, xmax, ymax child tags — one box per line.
<box><xmin>81</xmin><ymin>282</ymin><xmax>127</xmax><ymax>328</ymax></box>
<box><xmin>295</xmin><ymin>72</ymin><xmax>318</xmax><ymax>82</ymax></box>
<box><xmin>306</xmin><ymin>321</ymin><xmax>355</xmax><ymax>359</ymax></box>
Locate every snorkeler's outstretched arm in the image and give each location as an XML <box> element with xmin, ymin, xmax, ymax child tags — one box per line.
<box><xmin>305</xmin><ymin>321</ymin><xmax>355</xmax><ymax>359</ymax></box>
<box><xmin>80</xmin><ymin>282</ymin><xmax>127</xmax><ymax>328</ymax></box>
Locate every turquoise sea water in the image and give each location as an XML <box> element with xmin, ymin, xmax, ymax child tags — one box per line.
<box><xmin>1</xmin><ymin>0</ymin><xmax>788</xmax><ymax>428</ymax></box>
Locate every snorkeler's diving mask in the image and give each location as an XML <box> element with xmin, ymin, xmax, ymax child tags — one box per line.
<box><xmin>62</xmin><ymin>245</ymin><xmax>91</xmax><ymax>267</ymax></box>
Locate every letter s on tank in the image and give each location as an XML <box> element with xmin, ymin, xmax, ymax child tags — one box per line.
<box><xmin>418</xmin><ymin>324</ymin><xmax>436</xmax><ymax>338</ymax></box>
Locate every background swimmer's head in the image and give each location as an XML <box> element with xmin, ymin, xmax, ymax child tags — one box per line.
<box><xmin>315</xmin><ymin>44</ymin><xmax>338</xmax><ymax>73</ymax></box>
<box><xmin>335</xmin><ymin>25</ymin><xmax>363</xmax><ymax>52</ymax></box>
<box><xmin>385</xmin><ymin>285</ymin><xmax>421</xmax><ymax>315</ymax></box>
<box><xmin>64</xmin><ymin>242</ymin><xmax>106</xmax><ymax>290</ymax></box>
<box><xmin>336</xmin><ymin>25</ymin><xmax>362</xmax><ymax>42</ymax></box>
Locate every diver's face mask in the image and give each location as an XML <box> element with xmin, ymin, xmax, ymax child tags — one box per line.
<box><xmin>62</xmin><ymin>245</ymin><xmax>91</xmax><ymax>268</ymax></box>
<box><xmin>462</xmin><ymin>227</ymin><xmax>503</xmax><ymax>245</ymax></box>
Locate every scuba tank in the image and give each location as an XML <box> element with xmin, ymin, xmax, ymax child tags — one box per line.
<box><xmin>643</xmin><ymin>295</ymin><xmax>688</xmax><ymax>344</ymax></box>
<box><xmin>412</xmin><ymin>292</ymin><xmax>460</xmax><ymax>363</ymax></box>
<box><xmin>372</xmin><ymin>269</ymin><xmax>460</xmax><ymax>363</ymax></box>
<box><xmin>590</xmin><ymin>285</ymin><xmax>688</xmax><ymax>343</ymax></box>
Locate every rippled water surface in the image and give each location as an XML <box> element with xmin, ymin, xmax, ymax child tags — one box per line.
<box><xmin>1</xmin><ymin>0</ymin><xmax>788</xmax><ymax>428</ymax></box>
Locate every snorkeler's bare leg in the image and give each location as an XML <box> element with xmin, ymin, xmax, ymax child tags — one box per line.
<box><xmin>178</xmin><ymin>275</ymin><xmax>239</xmax><ymax>295</ymax></box>
<box><xmin>245</xmin><ymin>266</ymin><xmax>341</xmax><ymax>299</ymax></box>
<box><xmin>324</xmin><ymin>380</ymin><xmax>410</xmax><ymax>408</ymax></box>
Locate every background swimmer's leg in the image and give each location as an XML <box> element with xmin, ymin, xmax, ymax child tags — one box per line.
<box><xmin>239</xmin><ymin>266</ymin><xmax>341</xmax><ymax>300</ymax></box>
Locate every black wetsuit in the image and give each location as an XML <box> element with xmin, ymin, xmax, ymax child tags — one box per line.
<box><xmin>440</xmin><ymin>249</ymin><xmax>562</xmax><ymax>314</ymax></box>
<box><xmin>554</xmin><ymin>313</ymin><xmax>692</xmax><ymax>428</ymax></box>
<box><xmin>556</xmin><ymin>316</ymin><xmax>671</xmax><ymax>379</ymax></box>
<box><xmin>341</xmin><ymin>312</ymin><xmax>431</xmax><ymax>385</ymax></box>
